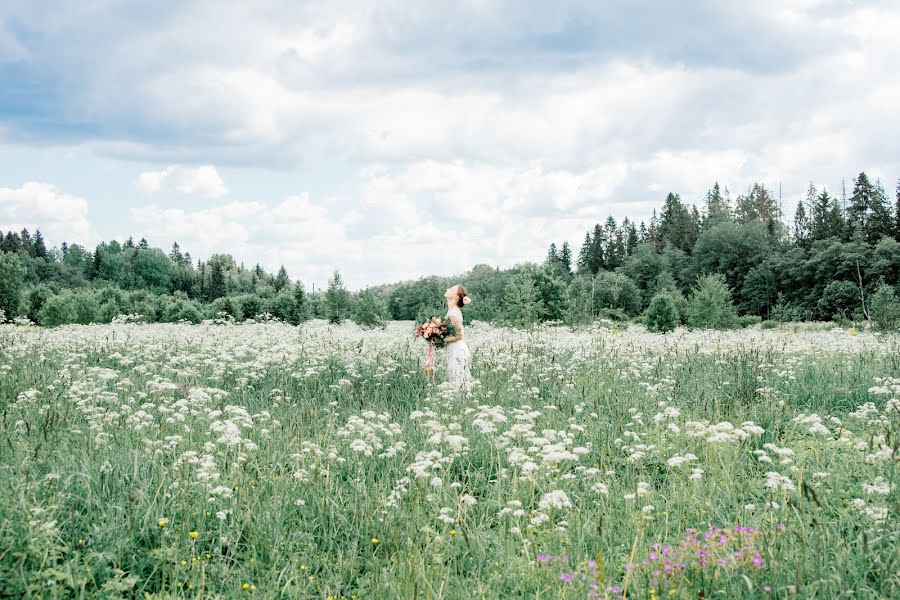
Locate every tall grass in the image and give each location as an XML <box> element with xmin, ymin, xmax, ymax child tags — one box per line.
<box><xmin>0</xmin><ymin>320</ymin><xmax>897</xmax><ymax>598</ymax></box>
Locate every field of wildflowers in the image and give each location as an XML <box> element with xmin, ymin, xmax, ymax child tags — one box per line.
<box><xmin>0</xmin><ymin>319</ymin><xmax>897</xmax><ymax>598</ymax></box>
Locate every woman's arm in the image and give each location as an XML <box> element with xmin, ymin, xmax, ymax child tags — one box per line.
<box><xmin>443</xmin><ymin>314</ymin><xmax>464</xmax><ymax>343</ymax></box>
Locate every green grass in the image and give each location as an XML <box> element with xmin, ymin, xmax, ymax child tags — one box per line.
<box><xmin>0</xmin><ymin>320</ymin><xmax>897</xmax><ymax>599</ymax></box>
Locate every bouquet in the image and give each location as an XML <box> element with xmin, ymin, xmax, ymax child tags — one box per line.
<box><xmin>414</xmin><ymin>316</ymin><xmax>457</xmax><ymax>377</ymax></box>
<box><xmin>414</xmin><ymin>316</ymin><xmax>457</xmax><ymax>348</ymax></box>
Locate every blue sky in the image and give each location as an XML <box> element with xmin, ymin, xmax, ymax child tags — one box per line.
<box><xmin>1</xmin><ymin>1</ymin><xmax>899</xmax><ymax>289</ymax></box>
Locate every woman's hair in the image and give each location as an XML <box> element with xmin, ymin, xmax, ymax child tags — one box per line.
<box><xmin>455</xmin><ymin>284</ymin><xmax>469</xmax><ymax>308</ymax></box>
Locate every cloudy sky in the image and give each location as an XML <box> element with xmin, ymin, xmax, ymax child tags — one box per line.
<box><xmin>1</xmin><ymin>1</ymin><xmax>898</xmax><ymax>289</ymax></box>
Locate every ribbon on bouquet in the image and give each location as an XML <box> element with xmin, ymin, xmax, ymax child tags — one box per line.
<box><xmin>425</xmin><ymin>340</ymin><xmax>435</xmax><ymax>370</ymax></box>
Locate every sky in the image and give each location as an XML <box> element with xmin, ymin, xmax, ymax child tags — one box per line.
<box><xmin>1</xmin><ymin>1</ymin><xmax>899</xmax><ymax>290</ymax></box>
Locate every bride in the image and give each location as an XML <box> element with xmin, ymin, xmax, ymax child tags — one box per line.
<box><xmin>441</xmin><ymin>284</ymin><xmax>474</xmax><ymax>394</ymax></box>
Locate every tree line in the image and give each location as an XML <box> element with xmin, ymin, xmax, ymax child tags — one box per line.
<box><xmin>1</xmin><ymin>171</ymin><xmax>899</xmax><ymax>330</ymax></box>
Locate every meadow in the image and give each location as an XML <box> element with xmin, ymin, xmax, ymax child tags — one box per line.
<box><xmin>0</xmin><ymin>318</ymin><xmax>898</xmax><ymax>599</ymax></box>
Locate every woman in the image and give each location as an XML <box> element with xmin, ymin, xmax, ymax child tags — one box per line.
<box><xmin>441</xmin><ymin>284</ymin><xmax>474</xmax><ymax>394</ymax></box>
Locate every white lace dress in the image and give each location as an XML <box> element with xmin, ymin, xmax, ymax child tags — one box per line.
<box><xmin>445</xmin><ymin>307</ymin><xmax>474</xmax><ymax>394</ymax></box>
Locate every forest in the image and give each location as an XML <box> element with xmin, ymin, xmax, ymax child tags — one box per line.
<box><xmin>1</xmin><ymin>172</ymin><xmax>899</xmax><ymax>331</ymax></box>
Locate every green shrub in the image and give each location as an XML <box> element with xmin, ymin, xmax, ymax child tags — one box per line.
<box><xmin>99</xmin><ymin>300</ymin><xmax>122</xmax><ymax>323</ymax></box>
<box><xmin>37</xmin><ymin>293</ymin><xmax>78</xmax><ymax>327</ymax></box>
<box><xmin>644</xmin><ymin>293</ymin><xmax>679</xmax><ymax>333</ymax></box>
<box><xmin>25</xmin><ymin>285</ymin><xmax>55</xmax><ymax>322</ymax></box>
<box><xmin>208</xmin><ymin>297</ymin><xmax>243</xmax><ymax>321</ymax></box>
<box><xmin>818</xmin><ymin>280</ymin><xmax>859</xmax><ymax>321</ymax></box>
<box><xmin>70</xmin><ymin>290</ymin><xmax>100</xmax><ymax>324</ymax></box>
<box><xmin>595</xmin><ymin>307</ymin><xmax>630</xmax><ymax>322</ymax></box>
<box><xmin>870</xmin><ymin>284</ymin><xmax>900</xmax><ymax>331</ymax></box>
<box><xmin>594</xmin><ymin>272</ymin><xmax>642</xmax><ymax>317</ymax></box>
<box><xmin>687</xmin><ymin>274</ymin><xmax>738</xmax><ymax>330</ymax></box>
<box><xmin>737</xmin><ymin>315</ymin><xmax>762</xmax><ymax>328</ymax></box>
<box><xmin>237</xmin><ymin>294</ymin><xmax>264</xmax><ymax>320</ymax></box>
<box><xmin>0</xmin><ymin>252</ymin><xmax>26</xmax><ymax>319</ymax></box>
<box><xmin>353</xmin><ymin>289</ymin><xmax>387</xmax><ymax>329</ymax></box>
<box><xmin>761</xmin><ymin>320</ymin><xmax>778</xmax><ymax>329</ymax></box>
<box><xmin>266</xmin><ymin>291</ymin><xmax>297</xmax><ymax>324</ymax></box>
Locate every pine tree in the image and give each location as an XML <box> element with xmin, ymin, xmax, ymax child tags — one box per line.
<box><xmin>894</xmin><ymin>180</ymin><xmax>900</xmax><ymax>241</ymax></box>
<box><xmin>325</xmin><ymin>270</ymin><xmax>350</xmax><ymax>323</ymax></box>
<box><xmin>19</xmin><ymin>229</ymin><xmax>32</xmax><ymax>256</ymax></box>
<box><xmin>847</xmin><ymin>172</ymin><xmax>874</xmax><ymax>237</ymax></box>
<box><xmin>793</xmin><ymin>192</ymin><xmax>810</xmax><ymax>247</ymax></box>
<box><xmin>589</xmin><ymin>223</ymin><xmax>606</xmax><ymax>274</ymax></box>
<box><xmin>293</xmin><ymin>281</ymin><xmax>307</xmax><ymax>323</ymax></box>
<box><xmin>559</xmin><ymin>242</ymin><xmax>573</xmax><ymax>276</ymax></box>
<box><xmin>577</xmin><ymin>233</ymin><xmax>592</xmax><ymax>274</ymax></box>
<box><xmin>866</xmin><ymin>179</ymin><xmax>893</xmax><ymax>244</ymax></box>
<box><xmin>32</xmin><ymin>230</ymin><xmax>48</xmax><ymax>258</ymax></box>
<box><xmin>703</xmin><ymin>182</ymin><xmax>731</xmax><ymax>228</ymax></box>
<box><xmin>2</xmin><ymin>231</ymin><xmax>21</xmax><ymax>253</ymax></box>
<box><xmin>624</xmin><ymin>219</ymin><xmax>639</xmax><ymax>255</ymax></box>
<box><xmin>208</xmin><ymin>262</ymin><xmax>227</xmax><ymax>301</ymax></box>
<box><xmin>658</xmin><ymin>193</ymin><xmax>698</xmax><ymax>253</ymax></box>
<box><xmin>603</xmin><ymin>217</ymin><xmax>624</xmax><ymax>269</ymax></box>
<box><xmin>546</xmin><ymin>243</ymin><xmax>559</xmax><ymax>267</ymax></box>
<box><xmin>274</xmin><ymin>266</ymin><xmax>290</xmax><ymax>292</ymax></box>
<box><xmin>169</xmin><ymin>242</ymin><xmax>183</xmax><ymax>264</ymax></box>
<box><xmin>138</xmin><ymin>237</ymin><xmax>150</xmax><ymax>250</ymax></box>
<box><xmin>125</xmin><ymin>237</ymin><xmax>135</xmax><ymax>248</ymax></box>
<box><xmin>506</xmin><ymin>271</ymin><xmax>540</xmax><ymax>327</ymax></box>
<box><xmin>648</xmin><ymin>210</ymin><xmax>662</xmax><ymax>253</ymax></box>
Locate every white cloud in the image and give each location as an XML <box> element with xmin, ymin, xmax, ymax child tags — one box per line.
<box><xmin>136</xmin><ymin>164</ymin><xmax>228</xmax><ymax>198</ymax></box>
<box><xmin>0</xmin><ymin>182</ymin><xmax>98</xmax><ymax>246</ymax></box>
<box><xmin>4</xmin><ymin>1</ymin><xmax>900</xmax><ymax>287</ymax></box>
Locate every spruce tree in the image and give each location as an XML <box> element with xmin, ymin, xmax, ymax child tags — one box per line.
<box><xmin>208</xmin><ymin>262</ymin><xmax>227</xmax><ymax>301</ymax></box>
<box><xmin>703</xmin><ymin>182</ymin><xmax>731</xmax><ymax>228</ymax></box>
<box><xmin>293</xmin><ymin>281</ymin><xmax>307</xmax><ymax>323</ymax></box>
<box><xmin>325</xmin><ymin>270</ymin><xmax>350</xmax><ymax>323</ymax></box>
<box><xmin>866</xmin><ymin>179</ymin><xmax>893</xmax><ymax>244</ymax></box>
<box><xmin>895</xmin><ymin>180</ymin><xmax>900</xmax><ymax>241</ymax></box>
<box><xmin>589</xmin><ymin>224</ymin><xmax>606</xmax><ymax>274</ymax></box>
<box><xmin>577</xmin><ymin>233</ymin><xmax>592</xmax><ymax>274</ymax></box>
<box><xmin>793</xmin><ymin>197</ymin><xmax>810</xmax><ymax>247</ymax></box>
<box><xmin>19</xmin><ymin>229</ymin><xmax>32</xmax><ymax>256</ymax></box>
<box><xmin>274</xmin><ymin>266</ymin><xmax>290</xmax><ymax>292</ymax></box>
<box><xmin>32</xmin><ymin>230</ymin><xmax>48</xmax><ymax>258</ymax></box>
<box><xmin>169</xmin><ymin>242</ymin><xmax>183</xmax><ymax>264</ymax></box>
<box><xmin>847</xmin><ymin>172</ymin><xmax>874</xmax><ymax>236</ymax></box>
<box><xmin>506</xmin><ymin>271</ymin><xmax>540</xmax><ymax>327</ymax></box>
<box><xmin>559</xmin><ymin>242</ymin><xmax>573</xmax><ymax>276</ymax></box>
<box><xmin>546</xmin><ymin>243</ymin><xmax>559</xmax><ymax>266</ymax></box>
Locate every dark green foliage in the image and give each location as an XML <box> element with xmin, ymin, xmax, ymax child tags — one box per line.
<box><xmin>266</xmin><ymin>290</ymin><xmax>297</xmax><ymax>323</ymax></box>
<box><xmin>208</xmin><ymin>262</ymin><xmax>227</xmax><ymax>301</ymax></box>
<box><xmin>531</xmin><ymin>268</ymin><xmax>569</xmax><ymax>322</ymax></box>
<box><xmin>593</xmin><ymin>271</ymin><xmax>641</xmax><ymax>316</ymax></box>
<box><xmin>273</xmin><ymin>266</ymin><xmax>290</xmax><ymax>292</ymax></box>
<box><xmin>659</xmin><ymin>192</ymin><xmax>700</xmax><ymax>253</ymax></box>
<box><xmin>869</xmin><ymin>284</ymin><xmax>900</xmax><ymax>331</ymax></box>
<box><xmin>8</xmin><ymin>168</ymin><xmax>900</xmax><ymax>331</ymax></box>
<box><xmin>687</xmin><ymin>274</ymin><xmax>738</xmax><ymax>329</ymax></box>
<box><xmin>236</xmin><ymin>294</ymin><xmax>264</xmax><ymax>320</ymax></box>
<box><xmin>818</xmin><ymin>280</ymin><xmax>860</xmax><ymax>321</ymax></box>
<box><xmin>0</xmin><ymin>252</ymin><xmax>27</xmax><ymax>320</ymax></box>
<box><xmin>644</xmin><ymin>293</ymin><xmax>679</xmax><ymax>333</ymax></box>
<box><xmin>37</xmin><ymin>293</ymin><xmax>78</xmax><ymax>327</ymax></box>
